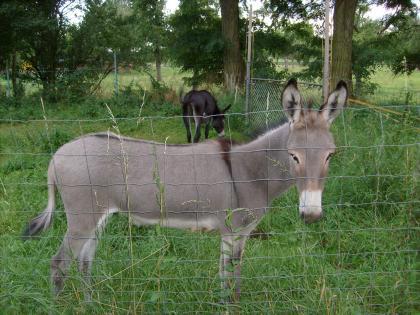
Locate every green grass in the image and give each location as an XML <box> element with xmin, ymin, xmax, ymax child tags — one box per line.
<box><xmin>0</xmin><ymin>86</ymin><xmax>418</xmax><ymax>314</ymax></box>
<box><xmin>370</xmin><ymin>67</ymin><xmax>420</xmax><ymax>90</ymax></box>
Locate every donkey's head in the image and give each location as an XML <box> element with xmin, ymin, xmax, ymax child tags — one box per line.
<box><xmin>282</xmin><ymin>79</ymin><xmax>348</xmax><ymax>224</ymax></box>
<box><xmin>212</xmin><ymin>104</ymin><xmax>232</xmax><ymax>137</ymax></box>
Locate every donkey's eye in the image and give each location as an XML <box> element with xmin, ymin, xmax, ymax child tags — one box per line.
<box><xmin>326</xmin><ymin>153</ymin><xmax>334</xmax><ymax>161</ymax></box>
<box><xmin>290</xmin><ymin>154</ymin><xmax>300</xmax><ymax>164</ymax></box>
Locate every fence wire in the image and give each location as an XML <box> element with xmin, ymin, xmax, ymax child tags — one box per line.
<box><xmin>0</xmin><ymin>92</ymin><xmax>419</xmax><ymax>314</ymax></box>
<box><xmin>248</xmin><ymin>78</ymin><xmax>323</xmax><ymax>131</ymax></box>
<box><xmin>248</xmin><ymin>78</ymin><xmax>420</xmax><ymax>131</ymax></box>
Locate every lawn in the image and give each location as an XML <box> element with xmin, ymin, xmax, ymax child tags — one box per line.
<box><xmin>0</xmin><ymin>78</ymin><xmax>418</xmax><ymax>314</ymax></box>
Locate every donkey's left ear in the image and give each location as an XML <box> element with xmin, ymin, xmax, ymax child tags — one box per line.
<box><xmin>222</xmin><ymin>104</ymin><xmax>231</xmax><ymax>113</ymax></box>
<box><xmin>320</xmin><ymin>80</ymin><xmax>348</xmax><ymax>124</ymax></box>
<box><xmin>282</xmin><ymin>78</ymin><xmax>302</xmax><ymax>123</ymax></box>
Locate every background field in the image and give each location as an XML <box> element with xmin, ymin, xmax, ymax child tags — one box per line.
<box><xmin>0</xmin><ymin>67</ymin><xmax>419</xmax><ymax>314</ymax></box>
<box><xmin>2</xmin><ymin>64</ymin><xmax>420</xmax><ymax>101</ymax></box>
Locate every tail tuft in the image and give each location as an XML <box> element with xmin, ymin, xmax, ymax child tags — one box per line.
<box><xmin>22</xmin><ymin>211</ymin><xmax>53</xmax><ymax>240</ymax></box>
<box><xmin>22</xmin><ymin>161</ymin><xmax>56</xmax><ymax>241</ymax></box>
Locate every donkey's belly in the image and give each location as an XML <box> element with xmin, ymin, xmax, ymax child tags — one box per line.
<box><xmin>131</xmin><ymin>213</ymin><xmax>220</xmax><ymax>232</ymax></box>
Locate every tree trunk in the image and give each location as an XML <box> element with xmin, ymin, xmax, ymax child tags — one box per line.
<box><xmin>331</xmin><ymin>0</ymin><xmax>357</xmax><ymax>95</ymax></box>
<box><xmin>220</xmin><ymin>0</ymin><xmax>244</xmax><ymax>91</ymax></box>
<box><xmin>155</xmin><ymin>48</ymin><xmax>162</xmax><ymax>82</ymax></box>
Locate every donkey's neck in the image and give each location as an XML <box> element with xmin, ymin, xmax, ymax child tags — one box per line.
<box><xmin>230</xmin><ymin>123</ymin><xmax>293</xmax><ymax>209</ymax></box>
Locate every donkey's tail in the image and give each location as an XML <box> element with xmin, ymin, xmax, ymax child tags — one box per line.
<box><xmin>22</xmin><ymin>162</ymin><xmax>56</xmax><ymax>239</ymax></box>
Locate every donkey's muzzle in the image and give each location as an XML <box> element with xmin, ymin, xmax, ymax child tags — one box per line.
<box><xmin>299</xmin><ymin>190</ymin><xmax>323</xmax><ymax>224</ymax></box>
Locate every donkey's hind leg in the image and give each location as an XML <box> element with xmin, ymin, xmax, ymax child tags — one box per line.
<box><xmin>182</xmin><ymin>104</ymin><xmax>192</xmax><ymax>143</ymax></box>
<box><xmin>78</xmin><ymin>237</ymin><xmax>98</xmax><ymax>302</ymax></box>
<box><xmin>205</xmin><ymin>119</ymin><xmax>211</xmax><ymax>139</ymax></box>
<box><xmin>51</xmin><ymin>231</ymin><xmax>94</xmax><ymax>297</ymax></box>
<box><xmin>192</xmin><ymin>105</ymin><xmax>202</xmax><ymax>143</ymax></box>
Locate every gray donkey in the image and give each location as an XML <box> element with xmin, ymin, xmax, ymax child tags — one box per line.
<box><xmin>23</xmin><ymin>79</ymin><xmax>348</xmax><ymax>302</ymax></box>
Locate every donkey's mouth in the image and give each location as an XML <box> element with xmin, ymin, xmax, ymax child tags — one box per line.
<box><xmin>300</xmin><ymin>211</ymin><xmax>323</xmax><ymax>224</ymax></box>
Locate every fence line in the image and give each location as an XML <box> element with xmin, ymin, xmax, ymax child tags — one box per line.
<box><xmin>1</xmin><ymin>105</ymin><xmax>420</xmax><ymax>123</ymax></box>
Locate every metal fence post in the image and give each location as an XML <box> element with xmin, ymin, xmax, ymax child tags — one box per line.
<box><xmin>114</xmin><ymin>51</ymin><xmax>119</xmax><ymax>96</ymax></box>
<box><xmin>403</xmin><ymin>56</ymin><xmax>410</xmax><ymax>108</ymax></box>
<box><xmin>245</xmin><ymin>5</ymin><xmax>253</xmax><ymax>123</ymax></box>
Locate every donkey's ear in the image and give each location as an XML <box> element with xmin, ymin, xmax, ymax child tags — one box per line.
<box><xmin>320</xmin><ymin>80</ymin><xmax>348</xmax><ymax>124</ymax></box>
<box><xmin>282</xmin><ymin>78</ymin><xmax>302</xmax><ymax>123</ymax></box>
<box><xmin>222</xmin><ymin>104</ymin><xmax>231</xmax><ymax>113</ymax></box>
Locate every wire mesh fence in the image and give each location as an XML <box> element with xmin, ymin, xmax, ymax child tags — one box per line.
<box><xmin>0</xmin><ymin>80</ymin><xmax>419</xmax><ymax>314</ymax></box>
<box><xmin>247</xmin><ymin>77</ymin><xmax>420</xmax><ymax>132</ymax></box>
<box><xmin>248</xmin><ymin>78</ymin><xmax>323</xmax><ymax>131</ymax></box>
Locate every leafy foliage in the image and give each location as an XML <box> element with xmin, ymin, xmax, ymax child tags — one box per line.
<box><xmin>388</xmin><ymin>18</ymin><xmax>420</xmax><ymax>74</ymax></box>
<box><xmin>132</xmin><ymin>0</ymin><xmax>167</xmax><ymax>80</ymax></box>
<box><xmin>1</xmin><ymin>0</ymin><xmax>419</xmax><ymax>99</ymax></box>
<box><xmin>168</xmin><ymin>0</ymin><xmax>224</xmax><ymax>86</ymax></box>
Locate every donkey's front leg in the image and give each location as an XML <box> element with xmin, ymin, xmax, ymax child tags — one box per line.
<box><xmin>219</xmin><ymin>234</ymin><xmax>248</xmax><ymax>303</ymax></box>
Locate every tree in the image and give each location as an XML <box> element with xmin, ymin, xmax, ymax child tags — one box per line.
<box><xmin>169</xmin><ymin>0</ymin><xmax>223</xmax><ymax>86</ymax></box>
<box><xmin>266</xmin><ymin>0</ymin><xmax>416</xmax><ymax>95</ymax></box>
<box><xmin>389</xmin><ymin>18</ymin><xmax>420</xmax><ymax>74</ymax></box>
<box><xmin>352</xmin><ymin>19</ymin><xmax>388</xmax><ymax>94</ymax></box>
<box><xmin>266</xmin><ymin>0</ymin><xmax>324</xmax><ymax>26</ymax></box>
<box><xmin>60</xmin><ymin>0</ymin><xmax>128</xmax><ymax>97</ymax></box>
<box><xmin>252</xmin><ymin>27</ymin><xmax>291</xmax><ymax>78</ymax></box>
<box><xmin>219</xmin><ymin>0</ymin><xmax>245</xmax><ymax>91</ymax></box>
<box><xmin>0</xmin><ymin>0</ymin><xmax>27</xmax><ymax>96</ymax></box>
<box><xmin>330</xmin><ymin>0</ymin><xmax>358</xmax><ymax>94</ymax></box>
<box><xmin>331</xmin><ymin>0</ymin><xmax>417</xmax><ymax>94</ymax></box>
<box><xmin>132</xmin><ymin>0</ymin><xmax>167</xmax><ymax>81</ymax></box>
<box><xmin>20</xmin><ymin>0</ymin><xmax>72</xmax><ymax>98</ymax></box>
<box><xmin>351</xmin><ymin>1</ymin><xmax>418</xmax><ymax>93</ymax></box>
<box><xmin>373</xmin><ymin>1</ymin><xmax>419</xmax><ymax>75</ymax></box>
